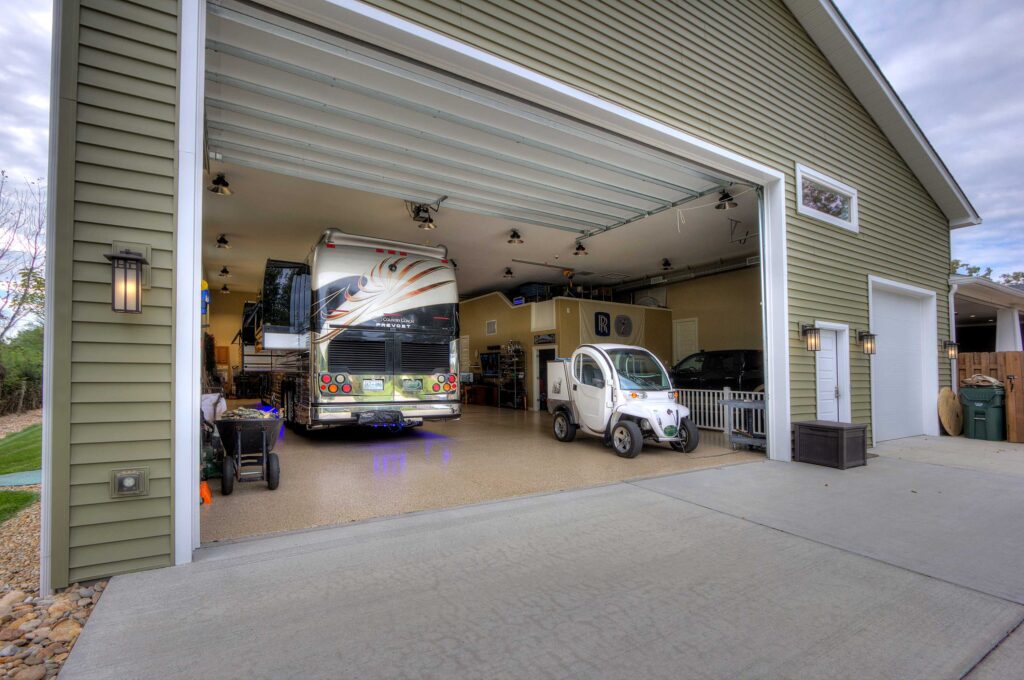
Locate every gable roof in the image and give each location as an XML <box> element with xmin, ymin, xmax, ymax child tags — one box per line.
<box><xmin>784</xmin><ymin>0</ymin><xmax>981</xmax><ymax>229</ymax></box>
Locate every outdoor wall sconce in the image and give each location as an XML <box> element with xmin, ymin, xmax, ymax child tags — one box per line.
<box><xmin>800</xmin><ymin>324</ymin><xmax>821</xmax><ymax>352</ymax></box>
<box><xmin>858</xmin><ymin>331</ymin><xmax>877</xmax><ymax>355</ymax></box>
<box><xmin>944</xmin><ymin>340</ymin><xmax>959</xmax><ymax>360</ymax></box>
<box><xmin>104</xmin><ymin>249</ymin><xmax>148</xmax><ymax>314</ymax></box>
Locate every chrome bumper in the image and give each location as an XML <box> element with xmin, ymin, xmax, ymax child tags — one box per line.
<box><xmin>312</xmin><ymin>401</ymin><xmax>461</xmax><ymax>424</ymax></box>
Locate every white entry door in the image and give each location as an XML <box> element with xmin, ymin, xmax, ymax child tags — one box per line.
<box><xmin>816</xmin><ymin>329</ymin><xmax>840</xmax><ymax>421</ymax></box>
<box><xmin>673</xmin><ymin>318</ymin><xmax>699</xmax><ymax>364</ymax></box>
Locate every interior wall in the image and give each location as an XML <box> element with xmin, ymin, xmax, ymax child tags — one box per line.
<box><xmin>663</xmin><ymin>267</ymin><xmax>763</xmax><ymax>352</ymax></box>
<box><xmin>206</xmin><ymin>290</ymin><xmax>250</xmax><ymax>393</ymax></box>
<box><xmin>555</xmin><ymin>298</ymin><xmax>672</xmax><ymax>365</ymax></box>
<box><xmin>459</xmin><ymin>293</ymin><xmax>536</xmax><ymax>405</ymax></box>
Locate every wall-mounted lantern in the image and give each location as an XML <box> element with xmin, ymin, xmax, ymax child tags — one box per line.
<box><xmin>858</xmin><ymin>331</ymin><xmax>877</xmax><ymax>355</ymax></box>
<box><xmin>103</xmin><ymin>249</ymin><xmax>148</xmax><ymax>314</ymax></box>
<box><xmin>944</xmin><ymin>340</ymin><xmax>959</xmax><ymax>361</ymax></box>
<box><xmin>800</xmin><ymin>324</ymin><xmax>821</xmax><ymax>352</ymax></box>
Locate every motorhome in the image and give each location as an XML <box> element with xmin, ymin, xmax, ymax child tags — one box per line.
<box><xmin>254</xmin><ymin>229</ymin><xmax>461</xmax><ymax>429</ymax></box>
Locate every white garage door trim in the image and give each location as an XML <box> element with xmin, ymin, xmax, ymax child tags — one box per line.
<box><xmin>868</xmin><ymin>276</ymin><xmax>939</xmax><ymax>446</ymax></box>
<box><xmin>172</xmin><ymin>0</ymin><xmax>793</xmax><ymax>566</ymax></box>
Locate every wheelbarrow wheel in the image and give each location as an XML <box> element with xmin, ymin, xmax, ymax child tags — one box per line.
<box><xmin>266</xmin><ymin>452</ymin><xmax>280</xmax><ymax>490</ymax></box>
<box><xmin>221</xmin><ymin>456</ymin><xmax>235</xmax><ymax>496</ymax></box>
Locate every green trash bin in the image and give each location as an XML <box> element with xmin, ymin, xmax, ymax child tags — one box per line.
<box><xmin>959</xmin><ymin>386</ymin><xmax>1006</xmax><ymax>441</ymax></box>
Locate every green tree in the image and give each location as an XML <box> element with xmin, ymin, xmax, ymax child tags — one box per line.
<box><xmin>0</xmin><ymin>172</ymin><xmax>46</xmax><ymax>341</ymax></box>
<box><xmin>999</xmin><ymin>271</ymin><xmax>1024</xmax><ymax>285</ymax></box>
<box><xmin>950</xmin><ymin>259</ymin><xmax>992</xmax><ymax>279</ymax></box>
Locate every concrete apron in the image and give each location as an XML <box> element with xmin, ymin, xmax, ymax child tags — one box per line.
<box><xmin>61</xmin><ymin>453</ymin><xmax>1024</xmax><ymax>680</ymax></box>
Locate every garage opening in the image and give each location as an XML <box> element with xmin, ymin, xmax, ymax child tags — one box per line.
<box><xmin>197</xmin><ymin>0</ymin><xmax>769</xmax><ymax>543</ymax></box>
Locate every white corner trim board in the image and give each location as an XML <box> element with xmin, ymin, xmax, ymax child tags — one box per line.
<box><xmin>174</xmin><ymin>0</ymin><xmax>207</xmax><ymax>565</ymax></box>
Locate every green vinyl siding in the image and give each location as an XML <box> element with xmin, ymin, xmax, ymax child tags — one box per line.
<box><xmin>49</xmin><ymin>0</ymin><xmax>178</xmax><ymax>587</ymax></box>
<box><xmin>364</xmin><ymin>0</ymin><xmax>953</xmax><ymax>434</ymax></box>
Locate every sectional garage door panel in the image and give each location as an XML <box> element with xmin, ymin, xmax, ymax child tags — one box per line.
<box><xmin>872</xmin><ymin>288</ymin><xmax>927</xmax><ymax>442</ymax></box>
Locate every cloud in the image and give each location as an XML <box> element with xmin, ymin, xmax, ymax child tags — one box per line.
<box><xmin>836</xmin><ymin>0</ymin><xmax>1024</xmax><ymax>278</ymax></box>
<box><xmin>0</xmin><ymin>2</ymin><xmax>52</xmax><ymax>183</ymax></box>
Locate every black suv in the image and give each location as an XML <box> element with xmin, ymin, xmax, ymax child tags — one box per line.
<box><xmin>670</xmin><ymin>350</ymin><xmax>764</xmax><ymax>391</ymax></box>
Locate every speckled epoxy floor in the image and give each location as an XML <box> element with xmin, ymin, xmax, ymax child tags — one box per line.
<box><xmin>201</xmin><ymin>404</ymin><xmax>760</xmax><ymax>543</ymax></box>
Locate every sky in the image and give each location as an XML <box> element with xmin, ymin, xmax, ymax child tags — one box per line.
<box><xmin>0</xmin><ymin>1</ymin><xmax>1020</xmax><ymax>278</ymax></box>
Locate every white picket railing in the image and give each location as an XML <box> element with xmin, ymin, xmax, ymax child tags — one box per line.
<box><xmin>677</xmin><ymin>388</ymin><xmax>766</xmax><ymax>435</ymax></box>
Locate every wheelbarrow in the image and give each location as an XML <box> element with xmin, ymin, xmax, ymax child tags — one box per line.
<box><xmin>214</xmin><ymin>416</ymin><xmax>281</xmax><ymax>494</ymax></box>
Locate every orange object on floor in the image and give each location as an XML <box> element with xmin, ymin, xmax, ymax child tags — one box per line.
<box><xmin>200</xmin><ymin>481</ymin><xmax>213</xmax><ymax>506</ymax></box>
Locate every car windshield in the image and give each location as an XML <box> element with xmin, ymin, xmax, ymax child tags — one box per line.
<box><xmin>607</xmin><ymin>349</ymin><xmax>671</xmax><ymax>390</ymax></box>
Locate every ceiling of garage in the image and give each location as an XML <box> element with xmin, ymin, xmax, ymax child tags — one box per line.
<box><xmin>202</xmin><ymin>0</ymin><xmax>759</xmax><ymax>296</ymax></box>
<box><xmin>203</xmin><ymin>160</ymin><xmax>759</xmax><ymax>295</ymax></box>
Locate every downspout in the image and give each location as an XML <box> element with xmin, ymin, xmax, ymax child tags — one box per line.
<box><xmin>948</xmin><ymin>283</ymin><xmax>958</xmax><ymax>394</ymax></box>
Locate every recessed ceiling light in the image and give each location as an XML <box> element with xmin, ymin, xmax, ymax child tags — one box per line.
<box><xmin>573</xmin><ymin>243</ymin><xmax>588</xmax><ymax>256</ymax></box>
<box><xmin>969</xmin><ymin>314</ymin><xmax>976</xmax><ymax>318</ymax></box>
<box><xmin>507</xmin><ymin>229</ymin><xmax>523</xmax><ymax>244</ymax></box>
<box><xmin>661</xmin><ymin>258</ymin><xmax>673</xmax><ymax>271</ymax></box>
<box><xmin>220</xmin><ymin>284</ymin><xmax>230</xmax><ymax>294</ymax></box>
<box><xmin>216</xmin><ymin>234</ymin><xmax>230</xmax><ymax>249</ymax></box>
<box><xmin>219</xmin><ymin>266</ymin><xmax>231</xmax><ymax>278</ymax></box>
<box><xmin>503</xmin><ymin>267</ymin><xmax>514</xmax><ymax>278</ymax></box>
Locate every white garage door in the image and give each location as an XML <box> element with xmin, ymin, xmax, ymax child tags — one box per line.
<box><xmin>871</xmin><ymin>286</ymin><xmax>933</xmax><ymax>442</ymax></box>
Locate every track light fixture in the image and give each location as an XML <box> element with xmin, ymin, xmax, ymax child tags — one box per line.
<box><xmin>573</xmin><ymin>243</ymin><xmax>588</xmax><ymax>256</ymax></box>
<box><xmin>661</xmin><ymin>258</ymin><xmax>673</xmax><ymax>271</ymax></box>
<box><xmin>715</xmin><ymin>189</ymin><xmax>737</xmax><ymax>210</ymax></box>
<box><xmin>409</xmin><ymin>196</ymin><xmax>447</xmax><ymax>230</ymax></box>
<box><xmin>507</xmin><ymin>229</ymin><xmax>523</xmax><ymax>244</ymax></box>
<box><xmin>219</xmin><ymin>266</ymin><xmax>231</xmax><ymax>278</ymax></box>
<box><xmin>216</xmin><ymin>234</ymin><xmax>230</xmax><ymax>249</ymax></box>
<box><xmin>208</xmin><ymin>173</ymin><xmax>233</xmax><ymax>196</ymax></box>
<box><xmin>503</xmin><ymin>267</ymin><xmax>514</xmax><ymax>279</ymax></box>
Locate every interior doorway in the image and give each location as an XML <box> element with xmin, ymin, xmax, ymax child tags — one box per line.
<box><xmin>673</xmin><ymin>318</ymin><xmax>699</xmax><ymax>364</ymax></box>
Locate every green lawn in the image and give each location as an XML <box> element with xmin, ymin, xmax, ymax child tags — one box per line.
<box><xmin>0</xmin><ymin>489</ymin><xmax>38</xmax><ymax>524</ymax></box>
<box><xmin>0</xmin><ymin>424</ymin><xmax>42</xmax><ymax>475</ymax></box>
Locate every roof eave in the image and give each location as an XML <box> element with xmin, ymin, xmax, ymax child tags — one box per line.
<box><xmin>783</xmin><ymin>0</ymin><xmax>981</xmax><ymax>230</ymax></box>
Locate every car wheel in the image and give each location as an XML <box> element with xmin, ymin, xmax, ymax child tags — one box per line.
<box><xmin>670</xmin><ymin>418</ymin><xmax>700</xmax><ymax>453</ymax></box>
<box><xmin>611</xmin><ymin>420</ymin><xmax>643</xmax><ymax>458</ymax></box>
<box><xmin>552</xmin><ymin>411</ymin><xmax>576</xmax><ymax>442</ymax></box>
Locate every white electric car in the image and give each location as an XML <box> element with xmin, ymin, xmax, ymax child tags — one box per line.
<box><xmin>547</xmin><ymin>344</ymin><xmax>700</xmax><ymax>458</ymax></box>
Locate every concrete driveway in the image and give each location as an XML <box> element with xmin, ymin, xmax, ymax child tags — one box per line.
<box><xmin>62</xmin><ymin>437</ymin><xmax>1024</xmax><ymax>680</ymax></box>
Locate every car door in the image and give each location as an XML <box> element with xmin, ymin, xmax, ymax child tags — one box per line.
<box><xmin>573</xmin><ymin>350</ymin><xmax>610</xmax><ymax>433</ymax></box>
<box><xmin>672</xmin><ymin>352</ymin><xmax>705</xmax><ymax>389</ymax></box>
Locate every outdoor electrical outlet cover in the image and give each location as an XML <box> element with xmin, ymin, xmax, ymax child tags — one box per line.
<box><xmin>110</xmin><ymin>467</ymin><xmax>149</xmax><ymax>498</ymax></box>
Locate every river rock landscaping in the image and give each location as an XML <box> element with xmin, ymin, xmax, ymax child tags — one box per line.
<box><xmin>1</xmin><ymin>489</ymin><xmax>105</xmax><ymax>679</ymax></box>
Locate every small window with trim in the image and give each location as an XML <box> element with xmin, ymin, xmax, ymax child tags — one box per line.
<box><xmin>796</xmin><ymin>164</ymin><xmax>859</xmax><ymax>233</ymax></box>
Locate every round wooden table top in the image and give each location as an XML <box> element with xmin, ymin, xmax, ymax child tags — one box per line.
<box><xmin>938</xmin><ymin>387</ymin><xmax>963</xmax><ymax>436</ymax></box>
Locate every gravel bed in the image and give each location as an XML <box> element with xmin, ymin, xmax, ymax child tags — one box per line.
<box><xmin>0</xmin><ymin>414</ymin><xmax>41</xmax><ymax>442</ymax></box>
<box><xmin>1</xmin><ymin>488</ymin><xmax>106</xmax><ymax>679</ymax></box>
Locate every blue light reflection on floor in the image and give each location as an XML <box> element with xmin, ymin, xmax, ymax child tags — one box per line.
<box><xmin>371</xmin><ymin>436</ymin><xmax>452</xmax><ymax>477</ymax></box>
